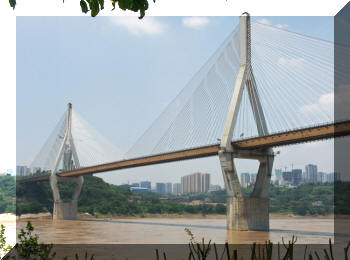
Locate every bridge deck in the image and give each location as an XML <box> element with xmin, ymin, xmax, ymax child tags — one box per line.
<box><xmin>20</xmin><ymin>121</ymin><xmax>350</xmax><ymax>182</ymax></box>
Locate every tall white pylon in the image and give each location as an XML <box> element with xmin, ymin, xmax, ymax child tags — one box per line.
<box><xmin>50</xmin><ymin>103</ymin><xmax>84</xmax><ymax>220</ymax></box>
<box><xmin>219</xmin><ymin>13</ymin><xmax>274</xmax><ymax>231</ymax></box>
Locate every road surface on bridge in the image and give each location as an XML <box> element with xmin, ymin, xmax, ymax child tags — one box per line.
<box><xmin>20</xmin><ymin>120</ymin><xmax>350</xmax><ymax>182</ymax></box>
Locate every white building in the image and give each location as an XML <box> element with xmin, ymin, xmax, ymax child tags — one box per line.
<box><xmin>165</xmin><ymin>182</ymin><xmax>172</xmax><ymax>194</ymax></box>
<box><xmin>240</xmin><ymin>172</ymin><xmax>250</xmax><ymax>188</ymax></box>
<box><xmin>181</xmin><ymin>173</ymin><xmax>210</xmax><ymax>194</ymax></box>
<box><xmin>305</xmin><ymin>164</ymin><xmax>318</xmax><ymax>183</ymax></box>
<box><xmin>16</xmin><ymin>165</ymin><xmax>30</xmax><ymax>176</ymax></box>
<box><xmin>173</xmin><ymin>183</ymin><xmax>181</xmax><ymax>195</ymax></box>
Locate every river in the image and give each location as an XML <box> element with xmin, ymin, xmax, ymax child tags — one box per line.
<box><xmin>3</xmin><ymin>215</ymin><xmax>349</xmax><ymax>259</ymax></box>
<box><xmin>12</xmin><ymin>215</ymin><xmax>335</xmax><ymax>244</ymax></box>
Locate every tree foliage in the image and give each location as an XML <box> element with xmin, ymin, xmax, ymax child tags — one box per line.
<box><xmin>16</xmin><ymin>176</ymin><xmax>226</xmax><ymax>216</ymax></box>
<box><xmin>0</xmin><ymin>175</ymin><xmax>15</xmax><ymax>214</ymax></box>
<box><xmin>0</xmin><ymin>224</ymin><xmax>12</xmax><ymax>258</ymax></box>
<box><xmin>9</xmin><ymin>0</ymin><xmax>154</xmax><ymax>18</ymax></box>
<box><xmin>3</xmin><ymin>222</ymin><xmax>56</xmax><ymax>260</ymax></box>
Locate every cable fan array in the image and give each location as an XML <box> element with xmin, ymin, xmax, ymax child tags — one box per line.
<box><xmin>125</xmin><ymin>22</ymin><xmax>339</xmax><ymax>159</ymax></box>
<box><xmin>30</xmin><ymin>109</ymin><xmax>123</xmax><ymax>172</ymax></box>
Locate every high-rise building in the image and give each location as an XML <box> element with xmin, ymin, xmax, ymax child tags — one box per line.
<box><xmin>305</xmin><ymin>164</ymin><xmax>318</xmax><ymax>183</ymax></box>
<box><xmin>327</xmin><ymin>172</ymin><xmax>341</xmax><ymax>182</ymax></box>
<box><xmin>201</xmin><ymin>173</ymin><xmax>210</xmax><ymax>193</ymax></box>
<box><xmin>291</xmin><ymin>169</ymin><xmax>302</xmax><ymax>185</ymax></box>
<box><xmin>156</xmin><ymin>183</ymin><xmax>166</xmax><ymax>195</ymax></box>
<box><xmin>250</xmin><ymin>173</ymin><xmax>257</xmax><ymax>185</ymax></box>
<box><xmin>173</xmin><ymin>183</ymin><xmax>181</xmax><ymax>195</ymax></box>
<box><xmin>181</xmin><ymin>173</ymin><xmax>210</xmax><ymax>194</ymax></box>
<box><xmin>326</xmin><ymin>173</ymin><xmax>334</xmax><ymax>183</ymax></box>
<box><xmin>317</xmin><ymin>172</ymin><xmax>326</xmax><ymax>183</ymax></box>
<box><xmin>131</xmin><ymin>182</ymin><xmax>140</xmax><ymax>187</ymax></box>
<box><xmin>282</xmin><ymin>171</ymin><xmax>292</xmax><ymax>184</ymax></box>
<box><xmin>16</xmin><ymin>165</ymin><xmax>30</xmax><ymax>176</ymax></box>
<box><xmin>140</xmin><ymin>181</ymin><xmax>151</xmax><ymax>190</ymax></box>
<box><xmin>165</xmin><ymin>182</ymin><xmax>172</xmax><ymax>194</ymax></box>
<box><xmin>240</xmin><ymin>173</ymin><xmax>250</xmax><ymax>188</ymax></box>
<box><xmin>275</xmin><ymin>169</ymin><xmax>283</xmax><ymax>183</ymax></box>
<box><xmin>334</xmin><ymin>172</ymin><xmax>341</xmax><ymax>182</ymax></box>
<box><xmin>181</xmin><ymin>176</ymin><xmax>188</xmax><ymax>194</ymax></box>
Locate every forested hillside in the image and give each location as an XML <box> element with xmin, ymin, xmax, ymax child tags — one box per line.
<box><xmin>0</xmin><ymin>175</ymin><xmax>15</xmax><ymax>213</ymax></box>
<box><xmin>15</xmin><ymin>175</ymin><xmax>225</xmax><ymax>216</ymax></box>
<box><xmin>3</xmin><ymin>174</ymin><xmax>349</xmax><ymax>216</ymax></box>
<box><xmin>180</xmin><ymin>184</ymin><xmax>335</xmax><ymax>215</ymax></box>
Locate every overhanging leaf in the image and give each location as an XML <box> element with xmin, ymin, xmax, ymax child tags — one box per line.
<box><xmin>118</xmin><ymin>0</ymin><xmax>133</xmax><ymax>11</ymax></box>
<box><xmin>98</xmin><ymin>0</ymin><xmax>104</xmax><ymax>10</ymax></box>
<box><xmin>9</xmin><ymin>0</ymin><xmax>16</xmax><ymax>9</ymax></box>
<box><xmin>80</xmin><ymin>0</ymin><xmax>89</xmax><ymax>13</ymax></box>
<box><xmin>111</xmin><ymin>0</ymin><xmax>116</xmax><ymax>10</ymax></box>
<box><xmin>88</xmin><ymin>0</ymin><xmax>100</xmax><ymax>17</ymax></box>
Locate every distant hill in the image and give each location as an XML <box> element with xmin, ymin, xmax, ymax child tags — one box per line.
<box><xmin>16</xmin><ymin>175</ymin><xmax>226</xmax><ymax>216</ymax></box>
<box><xmin>6</xmin><ymin>174</ymin><xmax>349</xmax><ymax>216</ymax></box>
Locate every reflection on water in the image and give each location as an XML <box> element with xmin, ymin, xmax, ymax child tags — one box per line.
<box><xmin>14</xmin><ymin>216</ymin><xmax>335</xmax><ymax>244</ymax></box>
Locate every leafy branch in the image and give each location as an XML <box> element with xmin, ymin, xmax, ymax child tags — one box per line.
<box><xmin>0</xmin><ymin>225</ymin><xmax>12</xmax><ymax>259</ymax></box>
<box><xmin>9</xmin><ymin>0</ymin><xmax>155</xmax><ymax>18</ymax></box>
<box><xmin>5</xmin><ymin>221</ymin><xmax>56</xmax><ymax>260</ymax></box>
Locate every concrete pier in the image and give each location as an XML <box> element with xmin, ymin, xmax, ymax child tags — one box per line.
<box><xmin>226</xmin><ymin>197</ymin><xmax>269</xmax><ymax>231</ymax></box>
<box><xmin>51</xmin><ymin>176</ymin><xmax>84</xmax><ymax>220</ymax></box>
<box><xmin>53</xmin><ymin>201</ymin><xmax>78</xmax><ymax>220</ymax></box>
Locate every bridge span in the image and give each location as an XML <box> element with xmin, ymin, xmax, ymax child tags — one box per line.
<box><xmin>21</xmin><ymin>120</ymin><xmax>350</xmax><ymax>182</ymax></box>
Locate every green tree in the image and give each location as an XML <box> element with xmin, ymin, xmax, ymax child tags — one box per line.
<box><xmin>0</xmin><ymin>224</ymin><xmax>12</xmax><ymax>258</ymax></box>
<box><xmin>8</xmin><ymin>222</ymin><xmax>56</xmax><ymax>260</ymax></box>
<box><xmin>9</xmin><ymin>0</ymin><xmax>155</xmax><ymax>18</ymax></box>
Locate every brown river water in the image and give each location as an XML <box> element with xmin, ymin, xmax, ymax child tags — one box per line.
<box><xmin>3</xmin><ymin>215</ymin><xmax>350</xmax><ymax>259</ymax></box>
<box><xmin>13</xmin><ymin>215</ymin><xmax>335</xmax><ymax>244</ymax></box>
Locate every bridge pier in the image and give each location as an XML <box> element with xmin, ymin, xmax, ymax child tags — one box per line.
<box><xmin>51</xmin><ymin>176</ymin><xmax>84</xmax><ymax>220</ymax></box>
<box><xmin>219</xmin><ymin>149</ymin><xmax>274</xmax><ymax>230</ymax></box>
<box><xmin>49</xmin><ymin>103</ymin><xmax>84</xmax><ymax>220</ymax></box>
<box><xmin>226</xmin><ymin>197</ymin><xmax>269</xmax><ymax>230</ymax></box>
<box><xmin>53</xmin><ymin>201</ymin><xmax>78</xmax><ymax>220</ymax></box>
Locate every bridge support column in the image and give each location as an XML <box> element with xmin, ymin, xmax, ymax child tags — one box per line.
<box><xmin>219</xmin><ymin>13</ymin><xmax>274</xmax><ymax>230</ymax></box>
<box><xmin>219</xmin><ymin>149</ymin><xmax>274</xmax><ymax>231</ymax></box>
<box><xmin>52</xmin><ymin>176</ymin><xmax>84</xmax><ymax>220</ymax></box>
<box><xmin>49</xmin><ymin>103</ymin><xmax>84</xmax><ymax>220</ymax></box>
<box><xmin>53</xmin><ymin>201</ymin><xmax>78</xmax><ymax>220</ymax></box>
<box><xmin>226</xmin><ymin>197</ymin><xmax>269</xmax><ymax>231</ymax></box>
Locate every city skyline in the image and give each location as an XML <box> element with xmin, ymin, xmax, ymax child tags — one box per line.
<box><xmin>17</xmin><ymin>162</ymin><xmax>341</xmax><ymax>189</ymax></box>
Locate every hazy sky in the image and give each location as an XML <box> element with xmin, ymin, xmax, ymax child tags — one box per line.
<box><xmin>16</xmin><ymin>16</ymin><xmax>336</xmax><ymax>186</ymax></box>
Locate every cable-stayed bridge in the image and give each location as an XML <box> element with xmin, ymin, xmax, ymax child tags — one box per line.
<box><xmin>20</xmin><ymin>14</ymin><xmax>350</xmax><ymax>230</ymax></box>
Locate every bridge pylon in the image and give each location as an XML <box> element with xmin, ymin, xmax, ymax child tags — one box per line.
<box><xmin>219</xmin><ymin>13</ymin><xmax>274</xmax><ymax>231</ymax></box>
<box><xmin>50</xmin><ymin>103</ymin><xmax>84</xmax><ymax>220</ymax></box>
